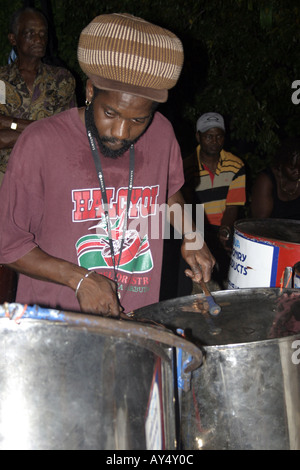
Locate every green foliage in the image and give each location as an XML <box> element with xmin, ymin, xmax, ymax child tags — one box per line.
<box><xmin>184</xmin><ymin>0</ymin><xmax>300</xmax><ymax>168</ymax></box>
<box><xmin>1</xmin><ymin>0</ymin><xmax>300</xmax><ymax>185</ymax></box>
<box><xmin>0</xmin><ymin>0</ymin><xmax>23</xmax><ymax>65</ymax></box>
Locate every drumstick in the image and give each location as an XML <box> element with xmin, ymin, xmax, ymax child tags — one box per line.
<box><xmin>200</xmin><ymin>280</ymin><xmax>221</xmax><ymax>316</ymax></box>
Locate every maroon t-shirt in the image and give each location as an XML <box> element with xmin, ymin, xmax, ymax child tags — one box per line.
<box><xmin>0</xmin><ymin>108</ymin><xmax>184</xmax><ymax>313</ymax></box>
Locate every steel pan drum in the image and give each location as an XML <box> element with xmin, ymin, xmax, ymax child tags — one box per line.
<box><xmin>228</xmin><ymin>218</ymin><xmax>300</xmax><ymax>289</ymax></box>
<box><xmin>133</xmin><ymin>288</ymin><xmax>300</xmax><ymax>450</ymax></box>
<box><xmin>0</xmin><ymin>303</ymin><xmax>202</xmax><ymax>450</ymax></box>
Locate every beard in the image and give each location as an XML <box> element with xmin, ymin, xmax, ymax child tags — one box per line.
<box><xmin>85</xmin><ymin>101</ymin><xmax>139</xmax><ymax>159</ymax></box>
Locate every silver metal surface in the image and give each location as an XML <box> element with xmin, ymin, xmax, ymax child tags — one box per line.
<box><xmin>134</xmin><ymin>288</ymin><xmax>300</xmax><ymax>450</ymax></box>
<box><xmin>0</xmin><ymin>304</ymin><xmax>202</xmax><ymax>450</ymax></box>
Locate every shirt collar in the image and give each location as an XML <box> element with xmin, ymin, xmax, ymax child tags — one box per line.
<box><xmin>196</xmin><ymin>145</ymin><xmax>225</xmax><ymax>173</ymax></box>
<box><xmin>10</xmin><ymin>60</ymin><xmax>44</xmax><ymax>81</ymax></box>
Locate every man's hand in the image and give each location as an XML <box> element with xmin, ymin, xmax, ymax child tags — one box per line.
<box><xmin>218</xmin><ymin>226</ymin><xmax>232</xmax><ymax>253</ymax></box>
<box><xmin>166</xmin><ymin>190</ymin><xmax>215</xmax><ymax>284</ymax></box>
<box><xmin>181</xmin><ymin>233</ymin><xmax>215</xmax><ymax>283</ymax></box>
<box><xmin>75</xmin><ymin>271</ymin><xmax>123</xmax><ymax>317</ymax></box>
<box><xmin>6</xmin><ymin>246</ymin><xmax>122</xmax><ymax>318</ymax></box>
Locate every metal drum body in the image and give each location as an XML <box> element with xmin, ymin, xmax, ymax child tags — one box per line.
<box><xmin>134</xmin><ymin>288</ymin><xmax>300</xmax><ymax>450</ymax></box>
<box><xmin>0</xmin><ymin>304</ymin><xmax>202</xmax><ymax>450</ymax></box>
<box><xmin>228</xmin><ymin>219</ymin><xmax>300</xmax><ymax>289</ymax></box>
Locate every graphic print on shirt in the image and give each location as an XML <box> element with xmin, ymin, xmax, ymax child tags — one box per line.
<box><xmin>72</xmin><ymin>186</ymin><xmax>160</xmax><ymax>274</ymax></box>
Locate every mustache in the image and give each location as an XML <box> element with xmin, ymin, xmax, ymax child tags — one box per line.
<box><xmin>100</xmin><ymin>136</ymin><xmax>133</xmax><ymax>146</ymax></box>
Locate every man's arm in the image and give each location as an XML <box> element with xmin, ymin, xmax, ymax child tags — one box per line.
<box><xmin>53</xmin><ymin>69</ymin><xmax>77</xmax><ymax>111</ymax></box>
<box><xmin>167</xmin><ymin>190</ymin><xmax>215</xmax><ymax>283</ymax></box>
<box><xmin>218</xmin><ymin>162</ymin><xmax>246</xmax><ymax>248</ymax></box>
<box><xmin>6</xmin><ymin>246</ymin><xmax>122</xmax><ymax>317</ymax></box>
<box><xmin>0</xmin><ymin>114</ymin><xmax>33</xmax><ymax>149</ymax></box>
<box><xmin>251</xmin><ymin>172</ymin><xmax>274</xmax><ymax>218</ymax></box>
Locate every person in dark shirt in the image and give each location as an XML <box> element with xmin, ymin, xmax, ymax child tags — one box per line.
<box><xmin>251</xmin><ymin>137</ymin><xmax>300</xmax><ymax>220</ymax></box>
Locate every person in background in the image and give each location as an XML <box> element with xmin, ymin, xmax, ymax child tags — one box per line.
<box><xmin>183</xmin><ymin>112</ymin><xmax>246</xmax><ymax>289</ymax></box>
<box><xmin>0</xmin><ymin>6</ymin><xmax>76</xmax><ymax>184</ymax></box>
<box><xmin>251</xmin><ymin>137</ymin><xmax>300</xmax><ymax>220</ymax></box>
<box><xmin>0</xmin><ymin>13</ymin><xmax>215</xmax><ymax>317</ymax></box>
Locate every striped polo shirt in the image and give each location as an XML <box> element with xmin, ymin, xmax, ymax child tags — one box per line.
<box><xmin>184</xmin><ymin>146</ymin><xmax>246</xmax><ymax>226</ymax></box>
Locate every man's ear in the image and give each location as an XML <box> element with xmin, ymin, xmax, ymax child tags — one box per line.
<box><xmin>86</xmin><ymin>79</ymin><xmax>94</xmax><ymax>103</ymax></box>
<box><xmin>195</xmin><ymin>131</ymin><xmax>201</xmax><ymax>144</ymax></box>
<box><xmin>8</xmin><ymin>33</ymin><xmax>17</xmax><ymax>47</ymax></box>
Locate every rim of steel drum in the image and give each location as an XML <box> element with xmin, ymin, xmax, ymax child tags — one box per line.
<box><xmin>234</xmin><ymin>218</ymin><xmax>300</xmax><ymax>245</ymax></box>
<box><xmin>132</xmin><ymin>288</ymin><xmax>300</xmax><ymax>348</ymax></box>
<box><xmin>0</xmin><ymin>303</ymin><xmax>203</xmax><ymax>373</ymax></box>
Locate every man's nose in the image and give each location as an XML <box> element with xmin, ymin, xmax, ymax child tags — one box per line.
<box><xmin>32</xmin><ymin>32</ymin><xmax>46</xmax><ymax>43</ymax></box>
<box><xmin>111</xmin><ymin>119</ymin><xmax>130</xmax><ymax>141</ymax></box>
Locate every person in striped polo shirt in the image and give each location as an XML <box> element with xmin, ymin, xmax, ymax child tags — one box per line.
<box><xmin>183</xmin><ymin>112</ymin><xmax>246</xmax><ymax>289</ymax></box>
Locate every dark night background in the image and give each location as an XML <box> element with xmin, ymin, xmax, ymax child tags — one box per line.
<box><xmin>1</xmin><ymin>0</ymin><xmax>300</xmax><ymax>179</ymax></box>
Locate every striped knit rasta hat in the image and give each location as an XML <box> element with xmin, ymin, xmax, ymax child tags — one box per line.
<box><xmin>77</xmin><ymin>13</ymin><xmax>184</xmax><ymax>103</ymax></box>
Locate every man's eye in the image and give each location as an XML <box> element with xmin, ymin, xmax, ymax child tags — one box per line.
<box><xmin>23</xmin><ymin>30</ymin><xmax>47</xmax><ymax>38</ymax></box>
<box><xmin>104</xmin><ymin>110</ymin><xmax>114</xmax><ymax>117</ymax></box>
<box><xmin>132</xmin><ymin>118</ymin><xmax>147</xmax><ymax>124</ymax></box>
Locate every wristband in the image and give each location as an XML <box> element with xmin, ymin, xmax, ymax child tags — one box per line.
<box><xmin>219</xmin><ymin>225</ymin><xmax>231</xmax><ymax>239</ymax></box>
<box><xmin>75</xmin><ymin>270</ymin><xmax>96</xmax><ymax>297</ymax></box>
<box><xmin>10</xmin><ymin>120</ymin><xmax>18</xmax><ymax>130</ymax></box>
